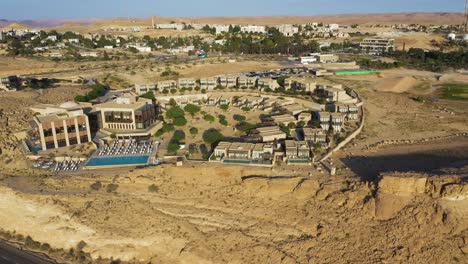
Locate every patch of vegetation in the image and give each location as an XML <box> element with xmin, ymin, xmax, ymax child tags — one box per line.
<box><xmin>440</xmin><ymin>83</ymin><xmax>468</xmax><ymax>101</ymax></box>
<box><xmin>190</xmin><ymin>127</ymin><xmax>199</xmax><ymax>135</ymax></box>
<box><xmin>173</xmin><ymin>116</ymin><xmax>187</xmax><ymax>126</ymax></box>
<box><xmin>74</xmin><ymin>83</ymin><xmax>108</xmax><ymax>102</ymax></box>
<box><xmin>140</xmin><ymin>91</ymin><xmax>155</xmax><ymax>100</ymax></box>
<box><xmin>90</xmin><ymin>181</ymin><xmax>102</xmax><ymax>191</ymax></box>
<box><xmin>28</xmin><ymin>78</ymin><xmax>59</xmax><ymax>89</ymax></box>
<box><xmin>233</xmin><ymin>114</ymin><xmax>246</xmax><ymax>122</ymax></box>
<box><xmin>203</xmin><ymin>114</ymin><xmax>215</xmax><ymax>123</ymax></box>
<box><xmin>106</xmin><ymin>183</ymin><xmax>119</xmax><ymax>193</ymax></box>
<box><xmin>203</xmin><ymin>129</ymin><xmax>224</xmax><ymax>144</ymax></box>
<box><xmin>148</xmin><ymin>184</ymin><xmax>159</xmax><ymax>193</ymax></box>
<box><xmin>236</xmin><ymin>122</ymin><xmax>256</xmax><ymax>133</ymax></box>
<box><xmin>161</xmin><ymin>68</ymin><xmax>179</xmax><ymax>77</ymax></box>
<box><xmin>184</xmin><ymin>104</ymin><xmax>201</xmax><ymax>115</ymax></box>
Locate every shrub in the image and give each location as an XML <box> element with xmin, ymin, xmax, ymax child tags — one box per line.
<box><xmin>166</xmin><ymin>106</ymin><xmax>185</xmax><ymax>119</ymax></box>
<box><xmin>167</xmin><ymin>143</ymin><xmax>180</xmax><ymax>154</ymax></box>
<box><xmin>241</xmin><ymin>106</ymin><xmax>251</xmax><ymax>112</ymax></box>
<box><xmin>219</xmin><ymin>104</ymin><xmax>229</xmax><ymax>110</ymax></box>
<box><xmin>148</xmin><ymin>184</ymin><xmax>159</xmax><ymax>193</ymax></box>
<box><xmin>90</xmin><ymin>181</ymin><xmax>102</xmax><ymax>191</ymax></box>
<box><xmin>155</xmin><ymin>129</ymin><xmax>164</xmax><ymax>137</ymax></box>
<box><xmin>172</xmin><ymin>130</ymin><xmax>186</xmax><ymax>142</ymax></box>
<box><xmin>184</xmin><ymin>104</ymin><xmax>201</xmax><ymax>115</ymax></box>
<box><xmin>140</xmin><ymin>91</ymin><xmax>155</xmax><ymax>100</ymax></box>
<box><xmin>203</xmin><ymin>114</ymin><xmax>215</xmax><ymax>122</ymax></box>
<box><xmin>173</xmin><ymin>116</ymin><xmax>187</xmax><ymax>126</ymax></box>
<box><xmin>236</xmin><ymin>122</ymin><xmax>256</xmax><ymax>133</ymax></box>
<box><xmin>106</xmin><ymin>183</ymin><xmax>119</xmax><ymax>193</ymax></box>
<box><xmin>190</xmin><ymin>127</ymin><xmax>199</xmax><ymax>135</ymax></box>
<box><xmin>233</xmin><ymin>114</ymin><xmax>246</xmax><ymax>122</ymax></box>
<box><xmin>203</xmin><ymin>129</ymin><xmax>224</xmax><ymax>144</ymax></box>
<box><xmin>162</xmin><ymin>123</ymin><xmax>175</xmax><ymax>133</ymax></box>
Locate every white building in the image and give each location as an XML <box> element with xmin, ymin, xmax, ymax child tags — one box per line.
<box><xmin>214</xmin><ymin>25</ymin><xmax>230</xmax><ymax>34</ymax></box>
<box><xmin>328</xmin><ymin>24</ymin><xmax>339</xmax><ymax>31</ymax></box>
<box><xmin>241</xmin><ymin>25</ymin><xmax>266</xmax><ymax>34</ymax></box>
<box><xmin>360</xmin><ymin>38</ymin><xmax>395</xmax><ymax>53</ymax></box>
<box><xmin>276</xmin><ymin>25</ymin><xmax>299</xmax><ymax>36</ymax></box>
<box><xmin>155</xmin><ymin>23</ymin><xmax>184</xmax><ymax>31</ymax></box>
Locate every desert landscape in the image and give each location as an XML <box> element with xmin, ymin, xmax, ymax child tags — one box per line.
<box><xmin>0</xmin><ymin>6</ymin><xmax>467</xmax><ymax>264</ymax></box>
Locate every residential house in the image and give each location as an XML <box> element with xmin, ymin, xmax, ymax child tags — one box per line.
<box><xmin>276</xmin><ymin>24</ymin><xmax>299</xmax><ymax>36</ymax></box>
<box><xmin>255</xmin><ymin>126</ymin><xmax>287</xmax><ymax>142</ymax></box>
<box><xmin>157</xmin><ymin>80</ymin><xmax>177</xmax><ymax>91</ymax></box>
<box><xmin>134</xmin><ymin>83</ymin><xmax>157</xmax><ymax>95</ymax></box>
<box><xmin>241</xmin><ymin>25</ymin><xmax>266</xmax><ymax>34</ymax></box>
<box><xmin>301</xmin><ymin>127</ymin><xmax>327</xmax><ymax>144</ymax></box>
<box><xmin>330</xmin><ymin>113</ymin><xmax>344</xmax><ymax>132</ymax></box>
<box><xmin>284</xmin><ymin>140</ymin><xmax>311</xmax><ymax>163</ymax></box>
<box><xmin>178</xmin><ymin>78</ymin><xmax>197</xmax><ymax>90</ymax></box>
<box><xmin>237</xmin><ymin>76</ymin><xmax>257</xmax><ymax>89</ymax></box>
<box><xmin>271</xmin><ymin>114</ymin><xmax>297</xmax><ymax>126</ymax></box>
<box><xmin>318</xmin><ymin>111</ymin><xmax>331</xmax><ymax>131</ymax></box>
<box><xmin>360</xmin><ymin>38</ymin><xmax>395</xmax><ymax>53</ymax></box>
<box><xmin>257</xmin><ymin>78</ymin><xmax>279</xmax><ymax>90</ymax></box>
<box><xmin>200</xmin><ymin>77</ymin><xmax>218</xmax><ymax>90</ymax></box>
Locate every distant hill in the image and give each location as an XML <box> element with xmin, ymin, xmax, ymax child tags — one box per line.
<box><xmin>0</xmin><ymin>12</ymin><xmax>464</xmax><ymax>29</ymax></box>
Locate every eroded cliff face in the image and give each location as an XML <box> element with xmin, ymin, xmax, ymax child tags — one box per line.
<box><xmin>0</xmin><ymin>167</ymin><xmax>466</xmax><ymax>264</ymax></box>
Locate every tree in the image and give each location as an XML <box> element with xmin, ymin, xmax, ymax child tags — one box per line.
<box><xmin>162</xmin><ymin>123</ymin><xmax>175</xmax><ymax>133</ymax></box>
<box><xmin>173</xmin><ymin>116</ymin><xmax>187</xmax><ymax>126</ymax></box>
<box><xmin>219</xmin><ymin>104</ymin><xmax>229</xmax><ymax>110</ymax></box>
<box><xmin>203</xmin><ymin>129</ymin><xmax>224</xmax><ymax>144</ymax></box>
<box><xmin>233</xmin><ymin>114</ymin><xmax>246</xmax><ymax>122</ymax></box>
<box><xmin>140</xmin><ymin>91</ymin><xmax>155</xmax><ymax>100</ymax></box>
<box><xmin>203</xmin><ymin>114</ymin><xmax>215</xmax><ymax>122</ymax></box>
<box><xmin>172</xmin><ymin>130</ymin><xmax>186</xmax><ymax>141</ymax></box>
<box><xmin>184</xmin><ymin>104</ymin><xmax>201</xmax><ymax>115</ymax></box>
<box><xmin>236</xmin><ymin>122</ymin><xmax>256</xmax><ymax>134</ymax></box>
<box><xmin>170</xmin><ymin>88</ymin><xmax>177</xmax><ymax>94</ymax></box>
<box><xmin>166</xmin><ymin>106</ymin><xmax>185</xmax><ymax>120</ymax></box>
<box><xmin>167</xmin><ymin>143</ymin><xmax>180</xmax><ymax>154</ymax></box>
<box><xmin>190</xmin><ymin>127</ymin><xmax>199</xmax><ymax>135</ymax></box>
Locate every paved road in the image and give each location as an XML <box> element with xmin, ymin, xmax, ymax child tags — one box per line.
<box><xmin>0</xmin><ymin>241</ymin><xmax>55</xmax><ymax>264</ymax></box>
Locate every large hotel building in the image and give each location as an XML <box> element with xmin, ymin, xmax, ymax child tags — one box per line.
<box><xmin>93</xmin><ymin>94</ymin><xmax>159</xmax><ymax>136</ymax></box>
<box><xmin>30</xmin><ymin>102</ymin><xmax>92</xmax><ymax>150</ymax></box>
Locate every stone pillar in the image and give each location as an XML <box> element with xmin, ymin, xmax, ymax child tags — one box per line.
<box><xmin>63</xmin><ymin>120</ymin><xmax>70</xmax><ymax>146</ymax></box>
<box><xmin>51</xmin><ymin>122</ymin><xmax>58</xmax><ymax>149</ymax></box>
<box><xmin>74</xmin><ymin>118</ymin><xmax>81</xmax><ymax>144</ymax></box>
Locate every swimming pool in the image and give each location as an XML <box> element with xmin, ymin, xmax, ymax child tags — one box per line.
<box><xmin>86</xmin><ymin>155</ymin><xmax>150</xmax><ymax>167</ymax></box>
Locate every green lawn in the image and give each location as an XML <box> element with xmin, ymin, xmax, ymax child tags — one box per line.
<box><xmin>441</xmin><ymin>83</ymin><xmax>468</xmax><ymax>101</ymax></box>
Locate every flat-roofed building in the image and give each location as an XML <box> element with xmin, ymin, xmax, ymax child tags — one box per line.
<box><xmin>30</xmin><ymin>101</ymin><xmax>92</xmax><ymax>151</ymax></box>
<box><xmin>234</xmin><ymin>96</ymin><xmax>263</xmax><ymax>108</ymax></box>
<box><xmin>226</xmin><ymin>142</ymin><xmax>253</xmax><ymax>159</ymax></box>
<box><xmin>226</xmin><ymin>76</ymin><xmax>238</xmax><ymax>88</ymax></box>
<box><xmin>157</xmin><ymin>80</ymin><xmax>177</xmax><ymax>91</ymax></box>
<box><xmin>94</xmin><ymin>94</ymin><xmax>158</xmax><ymax>135</ymax></box>
<box><xmin>134</xmin><ymin>83</ymin><xmax>157</xmax><ymax>95</ymax></box>
<box><xmin>178</xmin><ymin>78</ymin><xmax>197</xmax><ymax>90</ymax></box>
<box><xmin>301</xmin><ymin>127</ymin><xmax>327</xmax><ymax>144</ymax></box>
<box><xmin>213</xmin><ymin>141</ymin><xmax>231</xmax><ymax>160</ymax></box>
<box><xmin>316</xmin><ymin>54</ymin><xmax>339</xmax><ymax>63</ymax></box>
<box><xmin>241</xmin><ymin>25</ymin><xmax>266</xmax><ymax>34</ymax></box>
<box><xmin>316</xmin><ymin>85</ymin><xmax>350</xmax><ymax>102</ymax></box>
<box><xmin>251</xmin><ymin>143</ymin><xmax>274</xmax><ymax>160</ymax></box>
<box><xmin>276</xmin><ymin>24</ymin><xmax>299</xmax><ymax>36</ymax></box>
<box><xmin>200</xmin><ymin>77</ymin><xmax>218</xmax><ymax>90</ymax></box>
<box><xmin>298</xmin><ymin>112</ymin><xmax>312</xmax><ymax>124</ymax></box>
<box><xmin>219</xmin><ymin>95</ymin><xmax>232</xmax><ymax>106</ymax></box>
<box><xmin>281</xmin><ymin>103</ymin><xmax>308</xmax><ymax>116</ymax></box>
<box><xmin>237</xmin><ymin>76</ymin><xmax>257</xmax><ymax>89</ymax></box>
<box><xmin>331</xmin><ymin>113</ymin><xmax>344</xmax><ymax>132</ymax></box>
<box><xmin>255</xmin><ymin>126</ymin><xmax>287</xmax><ymax>142</ymax></box>
<box><xmin>257</xmin><ymin>78</ymin><xmax>280</xmax><ymax>90</ymax></box>
<box><xmin>287</xmin><ymin>77</ymin><xmax>317</xmax><ymax>92</ymax></box>
<box><xmin>284</xmin><ymin>140</ymin><xmax>311</xmax><ymax>161</ymax></box>
<box><xmin>318</xmin><ymin>111</ymin><xmax>331</xmax><ymax>131</ymax></box>
<box><xmin>272</xmin><ymin>114</ymin><xmax>297</xmax><ymax>126</ymax></box>
<box><xmin>360</xmin><ymin>38</ymin><xmax>395</xmax><ymax>53</ymax></box>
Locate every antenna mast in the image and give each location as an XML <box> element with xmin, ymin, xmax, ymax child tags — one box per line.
<box><xmin>464</xmin><ymin>0</ymin><xmax>468</xmax><ymax>32</ymax></box>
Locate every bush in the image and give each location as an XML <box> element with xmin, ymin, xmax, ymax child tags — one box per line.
<box><xmin>184</xmin><ymin>104</ymin><xmax>201</xmax><ymax>115</ymax></box>
<box><xmin>170</xmin><ymin>88</ymin><xmax>177</xmax><ymax>94</ymax></box>
<box><xmin>74</xmin><ymin>95</ymin><xmax>88</xmax><ymax>102</ymax></box>
<box><xmin>172</xmin><ymin>130</ymin><xmax>186</xmax><ymax>142</ymax></box>
<box><xmin>148</xmin><ymin>184</ymin><xmax>159</xmax><ymax>192</ymax></box>
<box><xmin>140</xmin><ymin>91</ymin><xmax>155</xmax><ymax>100</ymax></box>
<box><xmin>155</xmin><ymin>129</ymin><xmax>164</xmax><ymax>137</ymax></box>
<box><xmin>166</xmin><ymin>106</ymin><xmax>185</xmax><ymax>119</ymax></box>
<box><xmin>203</xmin><ymin>114</ymin><xmax>215</xmax><ymax>122</ymax></box>
<box><xmin>90</xmin><ymin>181</ymin><xmax>102</xmax><ymax>191</ymax></box>
<box><xmin>236</xmin><ymin>122</ymin><xmax>256</xmax><ymax>133</ymax></box>
<box><xmin>162</xmin><ymin>123</ymin><xmax>175</xmax><ymax>133</ymax></box>
<box><xmin>167</xmin><ymin>143</ymin><xmax>180</xmax><ymax>154</ymax></box>
<box><xmin>219</xmin><ymin>104</ymin><xmax>229</xmax><ymax>110</ymax></box>
<box><xmin>203</xmin><ymin>129</ymin><xmax>224</xmax><ymax>144</ymax></box>
<box><xmin>190</xmin><ymin>127</ymin><xmax>199</xmax><ymax>135</ymax></box>
<box><xmin>241</xmin><ymin>106</ymin><xmax>251</xmax><ymax>112</ymax></box>
<box><xmin>233</xmin><ymin>114</ymin><xmax>246</xmax><ymax>122</ymax></box>
<box><xmin>173</xmin><ymin>116</ymin><xmax>187</xmax><ymax>126</ymax></box>
<box><xmin>106</xmin><ymin>183</ymin><xmax>119</xmax><ymax>193</ymax></box>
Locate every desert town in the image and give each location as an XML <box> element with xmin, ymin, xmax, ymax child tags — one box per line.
<box><xmin>0</xmin><ymin>9</ymin><xmax>467</xmax><ymax>264</ymax></box>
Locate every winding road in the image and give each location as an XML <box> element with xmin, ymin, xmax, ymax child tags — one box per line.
<box><xmin>0</xmin><ymin>241</ymin><xmax>55</xmax><ymax>264</ymax></box>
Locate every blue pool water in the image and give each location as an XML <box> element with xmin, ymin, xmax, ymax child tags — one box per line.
<box><xmin>86</xmin><ymin>155</ymin><xmax>150</xmax><ymax>167</ymax></box>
